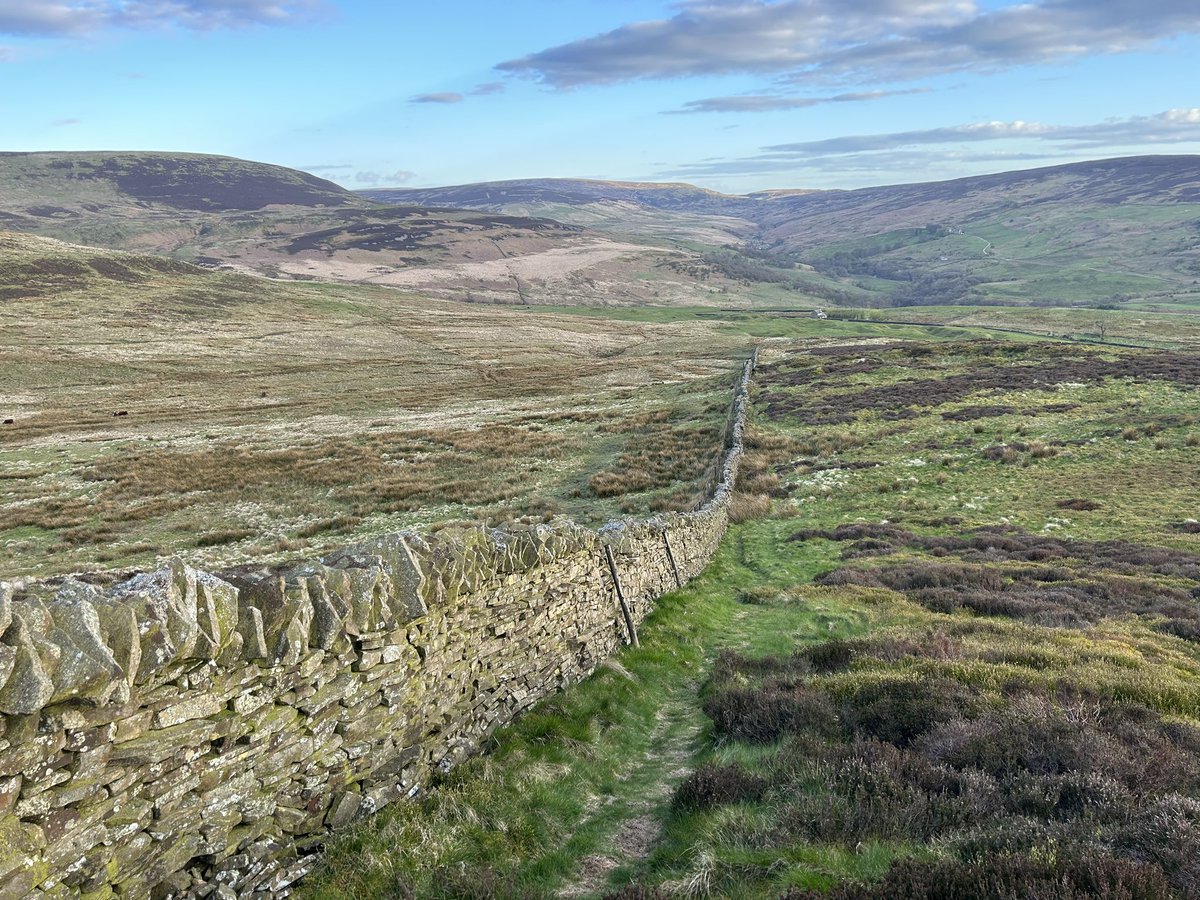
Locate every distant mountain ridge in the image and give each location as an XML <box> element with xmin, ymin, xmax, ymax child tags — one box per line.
<box><xmin>751</xmin><ymin>155</ymin><xmax>1200</xmax><ymax>248</ymax></box>
<box><xmin>357</xmin><ymin>156</ymin><xmax>1200</xmax><ymax>307</ymax></box>
<box><xmin>0</xmin><ymin>152</ymin><xmax>617</xmax><ymax>294</ymax></box>
<box><xmin>362</xmin><ymin>177</ymin><xmax>758</xmax><ymax>216</ymax></box>
<box><xmin>3</xmin><ymin>151</ymin><xmax>1199</xmax><ymax>309</ymax></box>
<box><xmin>360</xmin><ymin>156</ymin><xmax>1200</xmax><ymax>231</ymax></box>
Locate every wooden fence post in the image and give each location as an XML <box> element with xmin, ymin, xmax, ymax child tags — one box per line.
<box><xmin>603</xmin><ymin>545</ymin><xmax>639</xmax><ymax>647</ymax></box>
<box><xmin>663</xmin><ymin>532</ymin><xmax>683</xmax><ymax>589</ymax></box>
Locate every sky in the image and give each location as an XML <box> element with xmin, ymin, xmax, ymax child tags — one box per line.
<box><xmin>3</xmin><ymin>0</ymin><xmax>1200</xmax><ymax>193</ymax></box>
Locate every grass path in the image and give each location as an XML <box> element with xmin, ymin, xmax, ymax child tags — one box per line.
<box><xmin>555</xmin><ymin>677</ymin><xmax>705</xmax><ymax>897</ymax></box>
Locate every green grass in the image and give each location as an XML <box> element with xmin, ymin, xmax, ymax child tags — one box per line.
<box><xmin>785</xmin><ymin>199</ymin><xmax>1200</xmax><ymax>310</ymax></box>
<box><xmin>832</xmin><ymin>304</ymin><xmax>1200</xmax><ymax>348</ymax></box>
<box><xmin>521</xmin><ymin>304</ymin><xmax>1048</xmax><ymax>344</ymax></box>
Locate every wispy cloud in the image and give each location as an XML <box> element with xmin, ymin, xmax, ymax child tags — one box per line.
<box><xmin>666</xmin><ymin>148</ymin><xmax>1060</xmax><ymax>180</ymax></box>
<box><xmin>410</xmin><ymin>91</ymin><xmax>465</xmax><ymax>104</ymax></box>
<box><xmin>655</xmin><ymin>108</ymin><xmax>1200</xmax><ymax>180</ymax></box>
<box><xmin>351</xmin><ymin>169</ymin><xmax>415</xmax><ymax>186</ymax></box>
<box><xmin>668</xmin><ymin>88</ymin><xmax>927</xmax><ymax>114</ymax></box>
<box><xmin>51</xmin><ymin>116</ymin><xmax>80</xmax><ymax>127</ymax></box>
<box><xmin>303</xmin><ymin>163</ymin><xmax>416</xmax><ymax>186</ymax></box>
<box><xmin>498</xmin><ymin>0</ymin><xmax>1200</xmax><ymax>88</ymax></box>
<box><xmin>471</xmin><ymin>81</ymin><xmax>506</xmax><ymax>96</ymax></box>
<box><xmin>766</xmin><ymin>109</ymin><xmax>1200</xmax><ymax>156</ymax></box>
<box><xmin>0</xmin><ymin>0</ymin><xmax>327</xmax><ymax>37</ymax></box>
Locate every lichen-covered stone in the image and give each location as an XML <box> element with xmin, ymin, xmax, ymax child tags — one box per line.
<box><xmin>91</xmin><ymin>602</ymin><xmax>141</xmax><ymax>690</ymax></box>
<box><xmin>0</xmin><ymin>813</ymin><xmax>47</xmax><ymax>881</ymax></box>
<box><xmin>105</xmin><ymin>562</ymin><xmax>207</xmax><ymax>685</ymax></box>
<box><xmin>0</xmin><ymin>614</ymin><xmax>56</xmax><ymax>715</ymax></box>
<box><xmin>195</xmin><ymin>574</ymin><xmax>239</xmax><ymax>662</ymax></box>
<box><xmin>46</xmin><ymin>599</ymin><xmax>125</xmax><ymax>707</ymax></box>
<box><xmin>0</xmin><ymin>583</ymin><xmax>12</xmax><ymax>637</ymax></box>
<box><xmin>346</xmin><ymin>534</ymin><xmax>428</xmax><ymax>622</ymax></box>
<box><xmin>237</xmin><ymin>607</ymin><xmax>269</xmax><ymax>661</ymax></box>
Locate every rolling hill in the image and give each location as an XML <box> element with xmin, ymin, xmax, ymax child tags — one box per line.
<box><xmin>0</xmin><ymin>152</ymin><xmax>746</xmax><ymax>305</ymax></box>
<box><xmin>756</xmin><ymin>155</ymin><xmax>1200</xmax><ymax>307</ymax></box>
<box><xmin>0</xmin><ymin>152</ymin><xmax>588</xmax><ymax>273</ymax></box>
<box><xmin>364</xmin><ymin>177</ymin><xmax>763</xmax><ymax>245</ymax></box>
<box><xmin>363</xmin><ymin>177</ymin><xmax>753</xmax><ymax>214</ymax></box>
<box><xmin>5</xmin><ymin>152</ymin><xmax>1200</xmax><ymax>309</ymax></box>
<box><xmin>362</xmin><ymin>156</ymin><xmax>1200</xmax><ymax>309</ymax></box>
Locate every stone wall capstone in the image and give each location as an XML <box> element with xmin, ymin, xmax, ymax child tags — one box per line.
<box><xmin>0</xmin><ymin>351</ymin><xmax>756</xmax><ymax>899</ymax></box>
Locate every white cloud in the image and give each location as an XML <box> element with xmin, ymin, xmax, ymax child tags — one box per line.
<box><xmin>351</xmin><ymin>169</ymin><xmax>415</xmax><ymax>186</ymax></box>
<box><xmin>498</xmin><ymin>0</ymin><xmax>1200</xmax><ymax>88</ymax></box>
<box><xmin>0</xmin><ymin>0</ymin><xmax>327</xmax><ymax>37</ymax></box>
<box><xmin>667</xmin><ymin>88</ymin><xmax>927</xmax><ymax>114</ymax></box>
<box><xmin>410</xmin><ymin>92</ymin><xmax>465</xmax><ymax>104</ymax></box>
<box><xmin>655</xmin><ymin>108</ymin><xmax>1200</xmax><ymax>179</ymax></box>
<box><xmin>765</xmin><ymin>109</ymin><xmax>1200</xmax><ymax>155</ymax></box>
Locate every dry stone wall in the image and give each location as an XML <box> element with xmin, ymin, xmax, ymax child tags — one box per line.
<box><xmin>0</xmin><ymin>353</ymin><xmax>755</xmax><ymax>900</ymax></box>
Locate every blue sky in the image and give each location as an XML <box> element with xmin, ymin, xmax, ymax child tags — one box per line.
<box><xmin>3</xmin><ymin>0</ymin><xmax>1200</xmax><ymax>192</ymax></box>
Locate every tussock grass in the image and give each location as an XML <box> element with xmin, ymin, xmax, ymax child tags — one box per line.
<box><xmin>0</xmin><ymin>241</ymin><xmax>744</xmax><ymax>576</ymax></box>
<box><xmin>728</xmin><ymin>492</ymin><xmax>772</xmax><ymax>523</ymax></box>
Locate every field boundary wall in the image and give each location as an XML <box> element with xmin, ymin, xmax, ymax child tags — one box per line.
<box><xmin>0</xmin><ymin>351</ymin><xmax>756</xmax><ymax>899</ymax></box>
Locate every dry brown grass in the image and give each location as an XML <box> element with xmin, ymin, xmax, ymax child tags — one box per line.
<box><xmin>728</xmin><ymin>492</ymin><xmax>772</xmax><ymax>523</ymax></box>
<box><xmin>587</xmin><ymin>414</ymin><xmax>724</xmax><ymax>511</ymax></box>
<box><xmin>0</xmin><ymin>237</ymin><xmax>746</xmax><ymax>577</ymax></box>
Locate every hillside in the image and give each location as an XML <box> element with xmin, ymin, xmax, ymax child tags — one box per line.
<box><xmin>0</xmin><ymin>150</ymin><xmax>359</xmax><ymax>213</ymax></box>
<box><xmin>0</xmin><ymin>152</ymin><xmax>759</xmax><ymax>306</ymax></box>
<box><xmin>365</xmin><ymin>156</ymin><xmax>1200</xmax><ymax>309</ymax></box>
<box><xmin>0</xmin><ymin>152</ymin><xmax>581</xmax><ymax>273</ymax></box>
<box><xmin>752</xmin><ymin>155</ymin><xmax>1200</xmax><ymax>307</ymax></box>
<box><xmin>5</xmin><ymin>152</ymin><xmax>1200</xmax><ymax>310</ymax></box>
<box><xmin>756</xmin><ymin>155</ymin><xmax>1200</xmax><ymax>240</ymax></box>
<box><xmin>363</xmin><ymin>177</ymin><xmax>751</xmax><ymax>215</ymax></box>
<box><xmin>364</xmin><ymin>178</ymin><xmax>763</xmax><ymax>246</ymax></box>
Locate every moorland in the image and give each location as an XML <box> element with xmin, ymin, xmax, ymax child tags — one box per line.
<box><xmin>300</xmin><ymin>337</ymin><xmax>1200</xmax><ymax>899</ymax></box>
<box><xmin>3</xmin><ymin>150</ymin><xmax>1200</xmax><ymax>899</ymax></box>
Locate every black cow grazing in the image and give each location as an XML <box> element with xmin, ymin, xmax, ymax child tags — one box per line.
<box><xmin>2</xmin><ymin>418</ymin><xmax>12</xmax><ymax>425</ymax></box>
<box><xmin>113</xmin><ymin>411</ymin><xmax>129</xmax><ymax>417</ymax></box>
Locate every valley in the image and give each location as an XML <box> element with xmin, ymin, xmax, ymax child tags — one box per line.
<box><xmin>3</xmin><ymin>151</ymin><xmax>1200</xmax><ymax>900</ymax></box>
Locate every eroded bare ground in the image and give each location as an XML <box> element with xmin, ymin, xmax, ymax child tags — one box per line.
<box><xmin>0</xmin><ymin>233</ymin><xmax>748</xmax><ymax>579</ymax></box>
<box><xmin>269</xmin><ymin>237</ymin><xmax>739</xmax><ymax>307</ymax></box>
